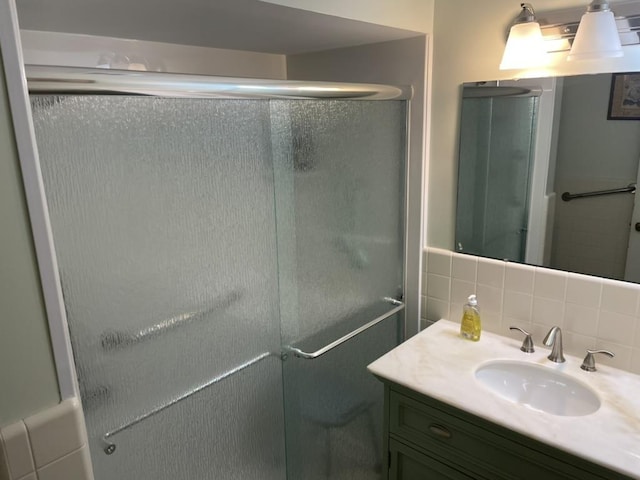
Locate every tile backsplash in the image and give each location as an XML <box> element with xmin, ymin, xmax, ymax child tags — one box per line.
<box><xmin>422</xmin><ymin>247</ymin><xmax>640</xmax><ymax>374</ymax></box>
<box><xmin>0</xmin><ymin>398</ymin><xmax>93</xmax><ymax>480</ymax></box>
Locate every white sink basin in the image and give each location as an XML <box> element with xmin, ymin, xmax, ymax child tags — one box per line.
<box><xmin>475</xmin><ymin>360</ymin><xmax>600</xmax><ymax>417</ymax></box>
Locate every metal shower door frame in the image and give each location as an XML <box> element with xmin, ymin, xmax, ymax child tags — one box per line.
<box><xmin>2</xmin><ymin>41</ymin><xmax>419</xmax><ymax>411</ymax></box>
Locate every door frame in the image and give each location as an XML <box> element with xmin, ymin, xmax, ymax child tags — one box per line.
<box><xmin>0</xmin><ymin>0</ymin><xmax>79</xmax><ymax>399</ymax></box>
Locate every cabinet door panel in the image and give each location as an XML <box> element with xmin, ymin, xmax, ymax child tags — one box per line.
<box><xmin>388</xmin><ymin>388</ymin><xmax>631</xmax><ymax>480</ymax></box>
<box><xmin>389</xmin><ymin>439</ymin><xmax>474</xmax><ymax>480</ymax></box>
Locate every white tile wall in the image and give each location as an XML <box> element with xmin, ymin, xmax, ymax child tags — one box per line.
<box><xmin>0</xmin><ymin>399</ymin><xmax>93</xmax><ymax>480</ymax></box>
<box><xmin>422</xmin><ymin>247</ymin><xmax>640</xmax><ymax>374</ymax></box>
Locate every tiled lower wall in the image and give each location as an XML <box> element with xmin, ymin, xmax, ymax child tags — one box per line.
<box><xmin>0</xmin><ymin>398</ymin><xmax>93</xmax><ymax>480</ymax></box>
<box><xmin>422</xmin><ymin>247</ymin><xmax>640</xmax><ymax>374</ymax></box>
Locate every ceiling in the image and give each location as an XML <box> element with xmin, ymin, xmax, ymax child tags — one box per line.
<box><xmin>15</xmin><ymin>0</ymin><xmax>422</xmax><ymax>55</ymax></box>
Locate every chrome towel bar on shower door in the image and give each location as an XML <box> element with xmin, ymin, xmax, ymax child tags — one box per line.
<box><xmin>100</xmin><ymin>352</ymin><xmax>273</xmax><ymax>455</ymax></box>
<box><xmin>285</xmin><ymin>297</ymin><xmax>405</xmax><ymax>360</ymax></box>
<box><xmin>100</xmin><ymin>289</ymin><xmax>243</xmax><ymax>350</ymax></box>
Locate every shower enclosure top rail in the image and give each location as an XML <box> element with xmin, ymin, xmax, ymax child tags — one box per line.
<box><xmin>25</xmin><ymin>65</ymin><xmax>412</xmax><ymax>100</ymax></box>
<box><xmin>285</xmin><ymin>297</ymin><xmax>405</xmax><ymax>360</ymax></box>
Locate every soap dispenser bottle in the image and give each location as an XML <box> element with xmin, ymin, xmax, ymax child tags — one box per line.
<box><xmin>460</xmin><ymin>294</ymin><xmax>481</xmax><ymax>341</ymax></box>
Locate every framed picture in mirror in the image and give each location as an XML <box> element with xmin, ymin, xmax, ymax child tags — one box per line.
<box><xmin>608</xmin><ymin>72</ymin><xmax>640</xmax><ymax>120</ymax></box>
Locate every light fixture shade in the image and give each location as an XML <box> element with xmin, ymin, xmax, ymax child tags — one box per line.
<box><xmin>500</xmin><ymin>21</ymin><xmax>549</xmax><ymax>70</ymax></box>
<box><xmin>567</xmin><ymin>9</ymin><xmax>623</xmax><ymax>60</ymax></box>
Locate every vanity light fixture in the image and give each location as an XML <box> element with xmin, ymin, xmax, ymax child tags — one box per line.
<box><xmin>567</xmin><ymin>0</ymin><xmax>623</xmax><ymax>60</ymax></box>
<box><xmin>500</xmin><ymin>3</ymin><xmax>549</xmax><ymax>70</ymax></box>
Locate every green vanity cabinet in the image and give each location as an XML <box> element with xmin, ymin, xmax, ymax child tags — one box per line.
<box><xmin>381</xmin><ymin>382</ymin><xmax>633</xmax><ymax>480</ymax></box>
<box><xmin>389</xmin><ymin>439</ymin><xmax>474</xmax><ymax>480</ymax></box>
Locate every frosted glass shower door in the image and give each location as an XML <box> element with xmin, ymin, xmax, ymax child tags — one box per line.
<box><xmin>271</xmin><ymin>100</ymin><xmax>407</xmax><ymax>480</ymax></box>
<box><xmin>31</xmin><ymin>96</ymin><xmax>286</xmax><ymax>480</ymax></box>
<box><xmin>456</xmin><ymin>94</ymin><xmax>538</xmax><ymax>262</ymax></box>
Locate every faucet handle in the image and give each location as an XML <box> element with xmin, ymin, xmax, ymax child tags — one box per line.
<box><xmin>509</xmin><ymin>326</ymin><xmax>535</xmax><ymax>353</ymax></box>
<box><xmin>580</xmin><ymin>349</ymin><xmax>615</xmax><ymax>372</ymax></box>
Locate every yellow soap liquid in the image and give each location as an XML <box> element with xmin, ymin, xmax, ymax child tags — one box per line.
<box><xmin>460</xmin><ymin>309</ymin><xmax>481</xmax><ymax>341</ymax></box>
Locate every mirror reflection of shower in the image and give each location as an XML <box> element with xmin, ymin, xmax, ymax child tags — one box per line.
<box><xmin>455</xmin><ymin>73</ymin><xmax>640</xmax><ymax>283</ymax></box>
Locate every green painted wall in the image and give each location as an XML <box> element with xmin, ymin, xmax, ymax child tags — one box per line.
<box><xmin>0</xmin><ymin>50</ymin><xmax>60</xmax><ymax>427</ymax></box>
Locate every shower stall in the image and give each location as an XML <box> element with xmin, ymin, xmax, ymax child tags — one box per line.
<box><xmin>26</xmin><ymin>66</ymin><xmax>410</xmax><ymax>480</ymax></box>
<box><xmin>455</xmin><ymin>85</ymin><xmax>540</xmax><ymax>263</ymax></box>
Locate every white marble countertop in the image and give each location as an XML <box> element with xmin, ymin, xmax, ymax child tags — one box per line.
<box><xmin>367</xmin><ymin>319</ymin><xmax>640</xmax><ymax>478</ymax></box>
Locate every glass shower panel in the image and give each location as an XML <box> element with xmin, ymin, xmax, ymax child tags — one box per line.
<box><xmin>271</xmin><ymin>100</ymin><xmax>406</xmax><ymax>479</ymax></box>
<box><xmin>456</xmin><ymin>95</ymin><xmax>538</xmax><ymax>262</ymax></box>
<box><xmin>31</xmin><ymin>96</ymin><xmax>286</xmax><ymax>480</ymax></box>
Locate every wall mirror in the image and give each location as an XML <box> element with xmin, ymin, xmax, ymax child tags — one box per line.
<box><xmin>455</xmin><ymin>72</ymin><xmax>640</xmax><ymax>284</ymax></box>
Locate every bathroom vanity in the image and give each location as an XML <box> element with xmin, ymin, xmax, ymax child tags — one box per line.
<box><xmin>368</xmin><ymin>320</ymin><xmax>640</xmax><ymax>479</ymax></box>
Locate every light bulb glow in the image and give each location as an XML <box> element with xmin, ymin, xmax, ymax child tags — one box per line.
<box><xmin>500</xmin><ymin>21</ymin><xmax>549</xmax><ymax>70</ymax></box>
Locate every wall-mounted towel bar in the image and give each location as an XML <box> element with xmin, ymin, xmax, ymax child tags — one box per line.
<box><xmin>284</xmin><ymin>297</ymin><xmax>404</xmax><ymax>360</ymax></box>
<box><xmin>101</xmin><ymin>352</ymin><xmax>273</xmax><ymax>455</ymax></box>
<box><xmin>561</xmin><ymin>183</ymin><xmax>636</xmax><ymax>202</ymax></box>
<box><xmin>100</xmin><ymin>289</ymin><xmax>243</xmax><ymax>350</ymax></box>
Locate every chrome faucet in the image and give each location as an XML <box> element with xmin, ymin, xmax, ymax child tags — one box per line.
<box><xmin>543</xmin><ymin>326</ymin><xmax>566</xmax><ymax>363</ymax></box>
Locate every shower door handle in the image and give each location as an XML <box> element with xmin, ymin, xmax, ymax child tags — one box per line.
<box><xmin>285</xmin><ymin>297</ymin><xmax>405</xmax><ymax>360</ymax></box>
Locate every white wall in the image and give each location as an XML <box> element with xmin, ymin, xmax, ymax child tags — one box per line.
<box><xmin>551</xmin><ymin>74</ymin><xmax>640</xmax><ymax>280</ymax></box>
<box><xmin>0</xmin><ymin>48</ymin><xmax>60</xmax><ymax>427</ymax></box>
<box><xmin>21</xmin><ymin>30</ymin><xmax>287</xmax><ymax>79</ymax></box>
<box><xmin>259</xmin><ymin>0</ymin><xmax>434</xmax><ymax>34</ymax></box>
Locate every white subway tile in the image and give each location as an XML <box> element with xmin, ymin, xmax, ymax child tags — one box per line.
<box><xmin>420</xmin><ymin>252</ymin><xmax>640</xmax><ymax>375</ymax></box>
<box><xmin>631</xmin><ymin>348</ymin><xmax>640</xmax><ymax>375</ymax></box>
<box><xmin>0</xmin><ymin>450</ymin><xmax>8</xmax><ymax>480</ymax></box>
<box><xmin>533</xmin><ymin>268</ymin><xmax>567</xmax><ymax>301</ymax></box>
<box><xmin>427</xmin><ymin>248</ymin><xmax>451</xmax><ymax>276</ymax></box>
<box><xmin>476</xmin><ymin>284</ymin><xmax>503</xmax><ymax>313</ymax></box>
<box><xmin>450</xmin><ymin>279</ymin><xmax>475</xmax><ymax>305</ymax></box>
<box><xmin>531</xmin><ymin>297</ymin><xmax>564</xmax><ymax>328</ymax></box>
<box><xmin>564</xmin><ymin>303</ymin><xmax>599</xmax><ymax>337</ymax></box>
<box><xmin>504</xmin><ymin>263</ymin><xmax>535</xmax><ymax>294</ymax></box>
<box><xmin>595</xmin><ymin>339</ymin><xmax>632</xmax><ymax>370</ymax></box>
<box><xmin>527</xmin><ymin>323</ymin><xmax>554</xmax><ymax>350</ymax></box>
<box><xmin>503</xmin><ymin>291</ymin><xmax>532</xmax><ymax>321</ymax></box>
<box><xmin>597</xmin><ymin>311</ymin><xmax>637</xmax><ymax>347</ymax></box>
<box><xmin>501</xmin><ymin>317</ymin><xmax>532</xmax><ymax>339</ymax></box>
<box><xmin>452</xmin><ymin>254</ymin><xmax>477</xmax><ymax>283</ymax></box>
<box><xmin>426</xmin><ymin>273</ymin><xmax>450</xmax><ymax>302</ymax></box>
<box><xmin>600</xmin><ymin>280</ymin><xmax>640</xmax><ymax>317</ymax></box>
<box><xmin>425</xmin><ymin>297</ymin><xmax>449</xmax><ymax>322</ymax></box>
<box><xmin>565</xmin><ymin>274</ymin><xmax>602</xmax><ymax>308</ymax></box>
<box><xmin>36</xmin><ymin>446</ymin><xmax>92</xmax><ymax>480</ymax></box>
<box><xmin>528</xmin><ymin>323</ymin><xmax>552</xmax><ymax>341</ymax></box>
<box><xmin>449</xmin><ymin>303</ymin><xmax>463</xmax><ymax>324</ymax></box>
<box><xmin>0</xmin><ymin>421</ymin><xmax>34</xmax><ymax>479</ymax></box>
<box><xmin>561</xmin><ymin>331</ymin><xmax>597</xmax><ymax>359</ymax></box>
<box><xmin>477</xmin><ymin>258</ymin><xmax>505</xmax><ymax>289</ymax></box>
<box><xmin>24</xmin><ymin>399</ymin><xmax>86</xmax><ymax>469</ymax></box>
<box><xmin>479</xmin><ymin>309</ymin><xmax>501</xmax><ymax>335</ymax></box>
